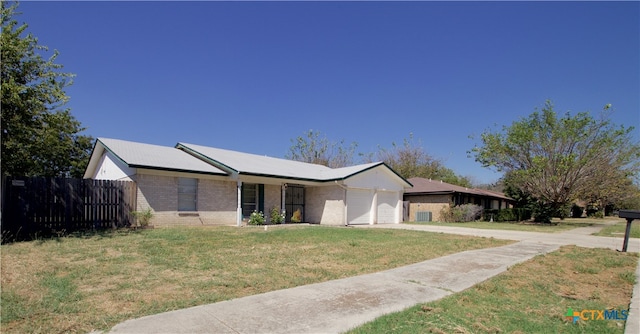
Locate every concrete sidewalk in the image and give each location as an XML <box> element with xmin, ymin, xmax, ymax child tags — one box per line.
<box><xmin>107</xmin><ymin>224</ymin><xmax>640</xmax><ymax>334</ymax></box>
<box><xmin>361</xmin><ymin>223</ymin><xmax>640</xmax><ymax>252</ymax></box>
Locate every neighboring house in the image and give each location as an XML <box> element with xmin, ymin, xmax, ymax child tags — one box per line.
<box><xmin>404</xmin><ymin>177</ymin><xmax>513</xmax><ymax>222</ymax></box>
<box><xmin>84</xmin><ymin>138</ymin><xmax>412</xmax><ymax>226</ymax></box>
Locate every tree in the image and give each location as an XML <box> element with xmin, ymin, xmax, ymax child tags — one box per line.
<box><xmin>585</xmin><ymin>169</ymin><xmax>640</xmax><ymax>213</ymax></box>
<box><xmin>374</xmin><ymin>133</ymin><xmax>472</xmax><ymax>187</ymax></box>
<box><xmin>612</xmin><ymin>183</ymin><xmax>640</xmax><ymax>212</ymax></box>
<box><xmin>286</xmin><ymin>129</ymin><xmax>358</xmax><ymax>168</ymax></box>
<box><xmin>471</xmin><ymin>101</ymin><xmax>640</xmax><ymax>222</ymax></box>
<box><xmin>1</xmin><ymin>2</ymin><xmax>93</xmax><ymax>177</ymax></box>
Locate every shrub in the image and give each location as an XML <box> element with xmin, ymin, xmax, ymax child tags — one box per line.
<box><xmin>532</xmin><ymin>202</ymin><xmax>555</xmax><ymax>224</ymax></box>
<box><xmin>270</xmin><ymin>207</ymin><xmax>285</xmax><ymax>224</ymax></box>
<box><xmin>132</xmin><ymin>208</ymin><xmax>153</xmax><ymax>227</ymax></box>
<box><xmin>589</xmin><ymin>210</ymin><xmax>605</xmax><ymax>219</ymax></box>
<box><xmin>483</xmin><ymin>208</ymin><xmax>532</xmax><ymax>222</ymax></box>
<box><xmin>440</xmin><ymin>204</ymin><xmax>483</xmax><ymax>223</ymax></box>
<box><xmin>439</xmin><ymin>206</ymin><xmax>453</xmax><ymax>223</ymax></box>
<box><xmin>556</xmin><ymin>203</ymin><xmax>571</xmax><ymax>220</ymax></box>
<box><xmin>248</xmin><ymin>211</ymin><xmax>265</xmax><ymax>225</ymax></box>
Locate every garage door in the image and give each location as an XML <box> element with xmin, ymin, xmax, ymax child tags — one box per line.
<box><xmin>347</xmin><ymin>189</ymin><xmax>373</xmax><ymax>225</ymax></box>
<box><xmin>377</xmin><ymin>191</ymin><xmax>397</xmax><ymax>224</ymax></box>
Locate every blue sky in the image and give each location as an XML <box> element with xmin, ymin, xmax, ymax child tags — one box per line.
<box><xmin>16</xmin><ymin>1</ymin><xmax>639</xmax><ymax>184</ymax></box>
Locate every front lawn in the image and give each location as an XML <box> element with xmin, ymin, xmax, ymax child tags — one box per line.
<box><xmin>349</xmin><ymin>246</ymin><xmax>639</xmax><ymax>334</ymax></box>
<box><xmin>0</xmin><ymin>225</ymin><xmax>509</xmax><ymax>334</ymax></box>
<box><xmin>595</xmin><ymin>220</ymin><xmax>640</xmax><ymax>238</ymax></box>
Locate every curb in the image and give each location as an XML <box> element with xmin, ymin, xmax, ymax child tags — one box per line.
<box><xmin>624</xmin><ymin>257</ymin><xmax>640</xmax><ymax>334</ymax></box>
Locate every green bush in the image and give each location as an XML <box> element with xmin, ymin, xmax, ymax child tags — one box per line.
<box><xmin>585</xmin><ymin>204</ymin><xmax>605</xmax><ymax>219</ymax></box>
<box><xmin>483</xmin><ymin>208</ymin><xmax>532</xmax><ymax>222</ymax></box>
<box><xmin>248</xmin><ymin>211</ymin><xmax>265</xmax><ymax>225</ymax></box>
<box><xmin>269</xmin><ymin>207</ymin><xmax>284</xmax><ymax>224</ymax></box>
<box><xmin>132</xmin><ymin>208</ymin><xmax>153</xmax><ymax>227</ymax></box>
<box><xmin>440</xmin><ymin>204</ymin><xmax>483</xmax><ymax>223</ymax></box>
<box><xmin>532</xmin><ymin>202</ymin><xmax>556</xmax><ymax>224</ymax></box>
<box><xmin>555</xmin><ymin>203</ymin><xmax>571</xmax><ymax>220</ymax></box>
<box><xmin>589</xmin><ymin>210</ymin><xmax>605</xmax><ymax>219</ymax></box>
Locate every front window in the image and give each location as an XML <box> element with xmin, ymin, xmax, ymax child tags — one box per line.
<box><xmin>178</xmin><ymin>178</ymin><xmax>197</xmax><ymax>211</ymax></box>
<box><xmin>242</xmin><ymin>183</ymin><xmax>258</xmax><ymax>217</ymax></box>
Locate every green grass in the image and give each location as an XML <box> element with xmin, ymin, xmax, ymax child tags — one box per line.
<box><xmin>348</xmin><ymin>246</ymin><xmax>638</xmax><ymax>334</ymax></box>
<box><xmin>1</xmin><ymin>225</ymin><xmax>509</xmax><ymax>334</ymax></box>
<box><xmin>595</xmin><ymin>220</ymin><xmax>640</xmax><ymax>238</ymax></box>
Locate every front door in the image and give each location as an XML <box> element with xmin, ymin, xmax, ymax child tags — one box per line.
<box><xmin>285</xmin><ymin>185</ymin><xmax>304</xmax><ymax>222</ymax></box>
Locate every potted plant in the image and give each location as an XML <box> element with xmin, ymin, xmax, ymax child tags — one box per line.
<box><xmin>291</xmin><ymin>208</ymin><xmax>302</xmax><ymax>223</ymax></box>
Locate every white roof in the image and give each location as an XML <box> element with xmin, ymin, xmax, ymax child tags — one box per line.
<box><xmin>89</xmin><ymin>138</ymin><xmax>227</xmax><ymax>176</ymax></box>
<box><xmin>177</xmin><ymin>142</ymin><xmax>387</xmax><ymax>182</ymax></box>
<box><xmin>85</xmin><ymin>138</ymin><xmax>410</xmax><ymax>185</ymax></box>
<box><xmin>319</xmin><ymin>162</ymin><xmax>384</xmax><ymax>180</ymax></box>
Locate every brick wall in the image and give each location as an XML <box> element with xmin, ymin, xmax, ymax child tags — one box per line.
<box><xmin>135</xmin><ymin>173</ymin><xmax>237</xmax><ymax>226</ymax></box>
<box><xmin>198</xmin><ymin>179</ymin><xmax>237</xmax><ymax>211</ymax></box>
<box><xmin>263</xmin><ymin>184</ymin><xmax>282</xmax><ymax>223</ymax></box>
<box><xmin>197</xmin><ymin>179</ymin><xmax>238</xmax><ymax>225</ymax></box>
<box><xmin>306</xmin><ymin>185</ymin><xmax>345</xmax><ymax>225</ymax></box>
<box><xmin>136</xmin><ymin>174</ymin><xmax>176</xmax><ymax>212</ymax></box>
<box><xmin>406</xmin><ymin>194</ymin><xmax>452</xmax><ymax>222</ymax></box>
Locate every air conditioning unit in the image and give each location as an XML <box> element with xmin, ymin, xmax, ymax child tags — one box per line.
<box><xmin>416</xmin><ymin>211</ymin><xmax>432</xmax><ymax>222</ymax></box>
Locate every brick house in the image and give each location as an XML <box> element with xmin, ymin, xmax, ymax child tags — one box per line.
<box><xmin>404</xmin><ymin>177</ymin><xmax>513</xmax><ymax>222</ymax></box>
<box><xmin>84</xmin><ymin>138</ymin><xmax>412</xmax><ymax>227</ymax></box>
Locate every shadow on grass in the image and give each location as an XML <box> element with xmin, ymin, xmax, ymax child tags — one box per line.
<box><xmin>2</xmin><ymin>227</ymin><xmax>144</xmax><ymax>245</ymax></box>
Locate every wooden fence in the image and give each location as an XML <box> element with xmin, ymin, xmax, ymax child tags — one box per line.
<box><xmin>2</xmin><ymin>177</ymin><xmax>137</xmax><ymax>242</ymax></box>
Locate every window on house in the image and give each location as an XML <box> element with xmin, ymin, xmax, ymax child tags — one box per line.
<box><xmin>242</xmin><ymin>183</ymin><xmax>265</xmax><ymax>218</ymax></box>
<box><xmin>178</xmin><ymin>178</ymin><xmax>197</xmax><ymax>211</ymax></box>
<box><xmin>242</xmin><ymin>183</ymin><xmax>257</xmax><ymax>217</ymax></box>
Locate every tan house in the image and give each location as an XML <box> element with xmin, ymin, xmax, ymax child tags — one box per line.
<box><xmin>404</xmin><ymin>177</ymin><xmax>513</xmax><ymax>222</ymax></box>
<box><xmin>84</xmin><ymin>138</ymin><xmax>412</xmax><ymax>227</ymax></box>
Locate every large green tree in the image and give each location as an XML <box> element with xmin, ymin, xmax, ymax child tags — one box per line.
<box><xmin>1</xmin><ymin>2</ymin><xmax>93</xmax><ymax>177</ymax></box>
<box><xmin>471</xmin><ymin>101</ymin><xmax>640</xmax><ymax>222</ymax></box>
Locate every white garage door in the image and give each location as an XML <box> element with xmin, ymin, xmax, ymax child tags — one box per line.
<box><xmin>347</xmin><ymin>189</ymin><xmax>373</xmax><ymax>225</ymax></box>
<box><xmin>377</xmin><ymin>191</ymin><xmax>397</xmax><ymax>224</ymax></box>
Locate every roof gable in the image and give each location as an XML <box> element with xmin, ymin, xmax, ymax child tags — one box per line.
<box><xmin>84</xmin><ymin>138</ymin><xmax>228</xmax><ymax>178</ymax></box>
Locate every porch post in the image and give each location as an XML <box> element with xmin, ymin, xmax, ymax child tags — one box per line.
<box><xmin>236</xmin><ymin>180</ymin><xmax>242</xmax><ymax>227</ymax></box>
<box><xmin>396</xmin><ymin>193</ymin><xmax>402</xmax><ymax>224</ymax></box>
<box><xmin>371</xmin><ymin>189</ymin><xmax>378</xmax><ymax>225</ymax></box>
<box><xmin>281</xmin><ymin>184</ymin><xmax>286</xmax><ymax>218</ymax></box>
<box><xmin>343</xmin><ymin>186</ymin><xmax>348</xmax><ymax>226</ymax></box>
